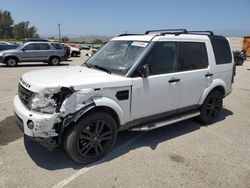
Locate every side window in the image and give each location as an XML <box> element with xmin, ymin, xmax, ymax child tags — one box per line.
<box><xmin>209</xmin><ymin>36</ymin><xmax>232</xmax><ymax>64</ymax></box>
<box><xmin>143</xmin><ymin>42</ymin><xmax>177</xmax><ymax>75</ymax></box>
<box><xmin>51</xmin><ymin>43</ymin><xmax>63</xmax><ymax>49</ymax></box>
<box><xmin>37</xmin><ymin>43</ymin><xmax>50</xmax><ymax>50</ymax></box>
<box><xmin>24</xmin><ymin>44</ymin><xmax>36</xmax><ymax>50</ymax></box>
<box><xmin>177</xmin><ymin>42</ymin><xmax>208</xmax><ymax>71</ymax></box>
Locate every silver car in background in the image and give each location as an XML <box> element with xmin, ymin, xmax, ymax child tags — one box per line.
<box><xmin>0</xmin><ymin>42</ymin><xmax>67</xmax><ymax>67</ymax></box>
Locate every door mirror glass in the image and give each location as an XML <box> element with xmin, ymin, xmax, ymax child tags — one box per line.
<box><xmin>138</xmin><ymin>64</ymin><xmax>150</xmax><ymax>78</ymax></box>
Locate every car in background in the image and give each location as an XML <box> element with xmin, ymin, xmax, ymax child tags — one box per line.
<box><xmin>0</xmin><ymin>42</ymin><xmax>19</xmax><ymax>51</ymax></box>
<box><xmin>233</xmin><ymin>50</ymin><xmax>246</xmax><ymax>65</ymax></box>
<box><xmin>62</xmin><ymin>44</ymin><xmax>71</xmax><ymax>58</ymax></box>
<box><xmin>79</xmin><ymin>44</ymin><xmax>90</xmax><ymax>50</ymax></box>
<box><xmin>86</xmin><ymin>45</ymin><xmax>102</xmax><ymax>57</ymax></box>
<box><xmin>68</xmin><ymin>44</ymin><xmax>80</xmax><ymax>49</ymax></box>
<box><xmin>0</xmin><ymin>42</ymin><xmax>66</xmax><ymax>67</ymax></box>
<box><xmin>63</xmin><ymin>44</ymin><xmax>81</xmax><ymax>57</ymax></box>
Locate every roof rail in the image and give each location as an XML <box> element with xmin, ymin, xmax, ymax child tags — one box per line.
<box><xmin>118</xmin><ymin>34</ymin><xmax>144</xmax><ymax>37</ymax></box>
<box><xmin>188</xmin><ymin>30</ymin><xmax>214</xmax><ymax>35</ymax></box>
<box><xmin>145</xmin><ymin>29</ymin><xmax>188</xmax><ymax>35</ymax></box>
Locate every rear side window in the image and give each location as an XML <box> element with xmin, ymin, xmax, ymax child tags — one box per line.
<box><xmin>177</xmin><ymin>42</ymin><xmax>208</xmax><ymax>71</ymax></box>
<box><xmin>37</xmin><ymin>43</ymin><xmax>50</xmax><ymax>50</ymax></box>
<box><xmin>51</xmin><ymin>43</ymin><xmax>63</xmax><ymax>49</ymax></box>
<box><xmin>209</xmin><ymin>36</ymin><xmax>232</xmax><ymax>64</ymax></box>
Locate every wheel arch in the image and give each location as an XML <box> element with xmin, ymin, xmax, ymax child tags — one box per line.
<box><xmin>4</xmin><ymin>55</ymin><xmax>19</xmax><ymax>63</ymax></box>
<box><xmin>199</xmin><ymin>80</ymin><xmax>226</xmax><ymax>105</ymax></box>
<box><xmin>49</xmin><ymin>55</ymin><xmax>61</xmax><ymax>62</ymax></box>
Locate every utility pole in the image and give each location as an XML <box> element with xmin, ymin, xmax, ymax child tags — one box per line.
<box><xmin>58</xmin><ymin>23</ymin><xmax>61</xmax><ymax>42</ymax></box>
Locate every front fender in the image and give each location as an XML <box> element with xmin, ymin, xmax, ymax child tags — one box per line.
<box><xmin>92</xmin><ymin>96</ymin><xmax>125</xmax><ymax>125</ymax></box>
<box><xmin>198</xmin><ymin>79</ymin><xmax>226</xmax><ymax>105</ymax></box>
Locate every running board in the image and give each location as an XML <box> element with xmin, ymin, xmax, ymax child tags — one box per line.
<box><xmin>129</xmin><ymin>111</ymin><xmax>200</xmax><ymax>131</ymax></box>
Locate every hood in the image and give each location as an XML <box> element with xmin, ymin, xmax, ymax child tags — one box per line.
<box><xmin>21</xmin><ymin>66</ymin><xmax>132</xmax><ymax>93</ymax></box>
<box><xmin>1</xmin><ymin>49</ymin><xmax>17</xmax><ymax>54</ymax></box>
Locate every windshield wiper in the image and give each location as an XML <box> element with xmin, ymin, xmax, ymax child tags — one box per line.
<box><xmin>84</xmin><ymin>62</ymin><xmax>91</xmax><ymax>68</ymax></box>
<box><xmin>92</xmin><ymin>65</ymin><xmax>111</xmax><ymax>74</ymax></box>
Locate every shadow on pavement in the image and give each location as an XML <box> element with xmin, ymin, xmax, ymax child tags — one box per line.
<box><xmin>24</xmin><ymin>108</ymin><xmax>233</xmax><ymax>170</ymax></box>
<box><xmin>0</xmin><ymin>62</ymin><xmax>70</xmax><ymax>68</ymax></box>
<box><xmin>0</xmin><ymin>116</ymin><xmax>23</xmax><ymax>146</ymax></box>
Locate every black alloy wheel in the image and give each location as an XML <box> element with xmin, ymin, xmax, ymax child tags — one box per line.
<box><xmin>64</xmin><ymin>112</ymin><xmax>117</xmax><ymax>164</ymax></box>
<box><xmin>198</xmin><ymin>90</ymin><xmax>223</xmax><ymax>124</ymax></box>
<box><xmin>77</xmin><ymin>120</ymin><xmax>113</xmax><ymax>158</ymax></box>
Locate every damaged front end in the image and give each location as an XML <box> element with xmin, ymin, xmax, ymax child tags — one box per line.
<box><xmin>15</xmin><ymin>85</ymin><xmax>97</xmax><ymax>150</ymax></box>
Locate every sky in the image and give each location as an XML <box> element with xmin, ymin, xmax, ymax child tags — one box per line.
<box><xmin>1</xmin><ymin>0</ymin><xmax>250</xmax><ymax>37</ymax></box>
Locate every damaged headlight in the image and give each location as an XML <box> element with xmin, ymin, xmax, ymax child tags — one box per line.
<box><xmin>30</xmin><ymin>94</ymin><xmax>57</xmax><ymax>114</ymax></box>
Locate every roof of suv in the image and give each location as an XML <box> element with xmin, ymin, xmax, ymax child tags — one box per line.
<box><xmin>112</xmin><ymin>34</ymin><xmax>211</xmax><ymax>42</ymax></box>
<box><xmin>112</xmin><ymin>29</ymin><xmax>225</xmax><ymax>42</ymax></box>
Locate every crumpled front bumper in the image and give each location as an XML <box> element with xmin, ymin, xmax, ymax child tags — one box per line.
<box><xmin>14</xmin><ymin>95</ymin><xmax>60</xmax><ymax>149</ymax></box>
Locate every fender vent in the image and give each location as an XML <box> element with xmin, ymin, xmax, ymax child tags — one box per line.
<box><xmin>116</xmin><ymin>90</ymin><xmax>129</xmax><ymax>101</ymax></box>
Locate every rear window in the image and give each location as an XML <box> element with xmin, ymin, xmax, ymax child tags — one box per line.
<box><xmin>209</xmin><ymin>35</ymin><xmax>232</xmax><ymax>64</ymax></box>
<box><xmin>51</xmin><ymin>43</ymin><xmax>63</xmax><ymax>49</ymax></box>
<box><xmin>177</xmin><ymin>42</ymin><xmax>208</xmax><ymax>71</ymax></box>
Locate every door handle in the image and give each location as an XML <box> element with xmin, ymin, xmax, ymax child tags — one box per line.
<box><xmin>168</xmin><ymin>78</ymin><xmax>180</xmax><ymax>83</ymax></box>
<box><xmin>205</xmin><ymin>73</ymin><xmax>213</xmax><ymax>77</ymax></box>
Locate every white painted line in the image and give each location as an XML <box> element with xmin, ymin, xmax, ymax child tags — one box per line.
<box><xmin>0</xmin><ymin>100</ymin><xmax>12</xmax><ymax>104</ymax></box>
<box><xmin>53</xmin><ymin>167</ymin><xmax>93</xmax><ymax>188</ymax></box>
<box><xmin>53</xmin><ymin>133</ymin><xmax>144</xmax><ymax>188</ymax></box>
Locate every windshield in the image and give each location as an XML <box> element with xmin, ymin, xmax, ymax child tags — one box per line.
<box><xmin>84</xmin><ymin>40</ymin><xmax>149</xmax><ymax>75</ymax></box>
<box><xmin>16</xmin><ymin>44</ymin><xmax>24</xmax><ymax>50</ymax></box>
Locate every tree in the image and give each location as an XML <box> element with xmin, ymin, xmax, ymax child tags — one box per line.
<box><xmin>0</xmin><ymin>10</ymin><xmax>14</xmax><ymax>38</ymax></box>
<box><xmin>92</xmin><ymin>39</ymin><xmax>103</xmax><ymax>44</ymax></box>
<box><xmin>61</xmin><ymin>36</ymin><xmax>70</xmax><ymax>42</ymax></box>
<box><xmin>12</xmin><ymin>21</ymin><xmax>39</xmax><ymax>40</ymax></box>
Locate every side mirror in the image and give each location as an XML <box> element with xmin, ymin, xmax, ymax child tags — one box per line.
<box><xmin>22</xmin><ymin>48</ymin><xmax>26</xmax><ymax>52</ymax></box>
<box><xmin>138</xmin><ymin>64</ymin><xmax>150</xmax><ymax>78</ymax></box>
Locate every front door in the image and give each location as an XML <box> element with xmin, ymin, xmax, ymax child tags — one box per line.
<box><xmin>131</xmin><ymin>42</ymin><xmax>181</xmax><ymax>121</ymax></box>
<box><xmin>21</xmin><ymin>43</ymin><xmax>37</xmax><ymax>61</ymax></box>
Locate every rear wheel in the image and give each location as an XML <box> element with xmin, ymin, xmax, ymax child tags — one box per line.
<box><xmin>64</xmin><ymin>112</ymin><xmax>118</xmax><ymax>164</ymax></box>
<box><xmin>49</xmin><ymin>57</ymin><xmax>60</xmax><ymax>66</ymax></box>
<box><xmin>6</xmin><ymin>57</ymin><xmax>18</xmax><ymax>67</ymax></box>
<box><xmin>198</xmin><ymin>90</ymin><xmax>223</xmax><ymax>124</ymax></box>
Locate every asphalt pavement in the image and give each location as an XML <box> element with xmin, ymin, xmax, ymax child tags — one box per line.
<box><xmin>0</xmin><ymin>51</ymin><xmax>249</xmax><ymax>188</ymax></box>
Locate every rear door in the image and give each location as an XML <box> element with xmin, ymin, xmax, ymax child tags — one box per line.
<box><xmin>176</xmin><ymin>42</ymin><xmax>210</xmax><ymax>109</ymax></box>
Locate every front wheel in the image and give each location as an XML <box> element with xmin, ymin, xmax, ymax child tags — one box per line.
<box><xmin>6</xmin><ymin>57</ymin><xmax>18</xmax><ymax>67</ymax></box>
<box><xmin>64</xmin><ymin>112</ymin><xmax>118</xmax><ymax>164</ymax></box>
<box><xmin>198</xmin><ymin>90</ymin><xmax>223</xmax><ymax>124</ymax></box>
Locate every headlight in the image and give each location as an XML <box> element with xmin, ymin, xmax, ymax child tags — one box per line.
<box><xmin>0</xmin><ymin>52</ymin><xmax>3</xmax><ymax>56</ymax></box>
<box><xmin>30</xmin><ymin>94</ymin><xmax>56</xmax><ymax>114</ymax></box>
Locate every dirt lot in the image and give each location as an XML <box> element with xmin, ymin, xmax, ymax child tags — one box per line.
<box><xmin>0</xmin><ymin>45</ymin><xmax>250</xmax><ymax>188</ymax></box>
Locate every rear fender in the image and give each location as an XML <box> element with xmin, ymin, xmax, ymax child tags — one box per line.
<box><xmin>198</xmin><ymin>79</ymin><xmax>226</xmax><ymax>105</ymax></box>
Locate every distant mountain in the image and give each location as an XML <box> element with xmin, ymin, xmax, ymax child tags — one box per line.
<box><xmin>214</xmin><ymin>29</ymin><xmax>250</xmax><ymax>37</ymax></box>
<box><xmin>40</xmin><ymin>34</ymin><xmax>113</xmax><ymax>42</ymax></box>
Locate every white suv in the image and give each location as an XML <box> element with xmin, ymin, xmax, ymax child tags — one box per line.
<box><xmin>14</xmin><ymin>29</ymin><xmax>235</xmax><ymax>164</ymax></box>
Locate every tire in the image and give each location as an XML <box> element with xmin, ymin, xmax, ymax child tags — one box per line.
<box><xmin>198</xmin><ymin>90</ymin><xmax>223</xmax><ymax>124</ymax></box>
<box><xmin>71</xmin><ymin>51</ymin><xmax>77</xmax><ymax>57</ymax></box>
<box><xmin>5</xmin><ymin>57</ymin><xmax>18</xmax><ymax>67</ymax></box>
<box><xmin>49</xmin><ymin>57</ymin><xmax>60</xmax><ymax>66</ymax></box>
<box><xmin>237</xmin><ymin>59</ymin><xmax>244</xmax><ymax>66</ymax></box>
<box><xmin>64</xmin><ymin>112</ymin><xmax>118</xmax><ymax>164</ymax></box>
